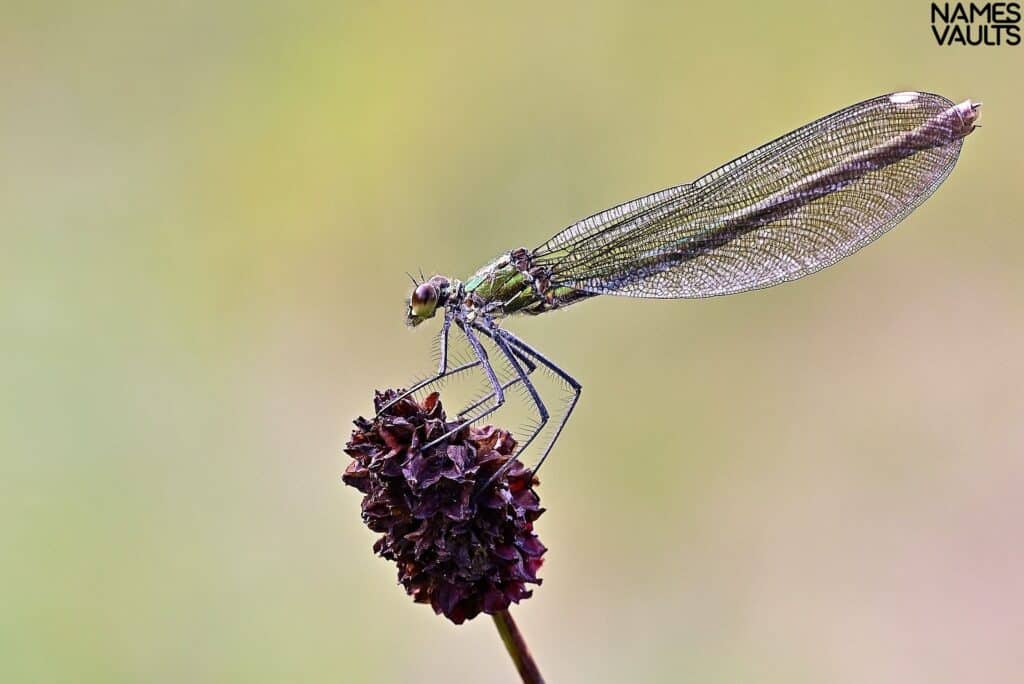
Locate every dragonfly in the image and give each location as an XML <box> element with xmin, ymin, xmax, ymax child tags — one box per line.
<box><xmin>381</xmin><ymin>91</ymin><xmax>980</xmax><ymax>482</ymax></box>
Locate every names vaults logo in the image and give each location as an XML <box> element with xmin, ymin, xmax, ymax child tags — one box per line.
<box><xmin>931</xmin><ymin>2</ymin><xmax>1021</xmax><ymax>45</ymax></box>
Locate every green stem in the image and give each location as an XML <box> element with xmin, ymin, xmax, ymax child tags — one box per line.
<box><xmin>492</xmin><ymin>610</ymin><xmax>544</xmax><ymax>683</ymax></box>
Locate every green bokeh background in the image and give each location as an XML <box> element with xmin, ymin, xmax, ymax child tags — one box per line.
<box><xmin>4</xmin><ymin>2</ymin><xmax>1022</xmax><ymax>682</ymax></box>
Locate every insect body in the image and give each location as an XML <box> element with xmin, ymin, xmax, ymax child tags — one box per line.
<box><xmin>388</xmin><ymin>92</ymin><xmax>980</xmax><ymax>480</ymax></box>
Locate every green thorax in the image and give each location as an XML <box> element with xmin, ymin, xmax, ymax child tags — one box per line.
<box><xmin>462</xmin><ymin>253</ymin><xmax>543</xmax><ymax>316</ymax></box>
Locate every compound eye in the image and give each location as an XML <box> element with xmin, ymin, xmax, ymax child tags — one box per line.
<box><xmin>410</xmin><ymin>283</ymin><xmax>438</xmax><ymax>317</ymax></box>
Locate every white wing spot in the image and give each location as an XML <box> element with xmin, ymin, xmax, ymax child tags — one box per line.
<box><xmin>890</xmin><ymin>91</ymin><xmax>919</xmax><ymax>104</ymax></box>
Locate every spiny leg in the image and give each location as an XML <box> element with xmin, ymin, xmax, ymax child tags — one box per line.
<box><xmin>473</xmin><ymin>326</ymin><xmax>552</xmax><ymax>494</ymax></box>
<box><xmin>421</xmin><ymin>322</ymin><xmax>505</xmax><ymax>450</ymax></box>
<box><xmin>498</xmin><ymin>328</ymin><xmax>582</xmax><ymax>478</ymax></box>
<box><xmin>377</xmin><ymin>309</ymin><xmax>469</xmax><ymax>417</ymax></box>
<box><xmin>436</xmin><ymin>307</ymin><xmax>453</xmax><ymax>374</ymax></box>
<box><xmin>457</xmin><ymin>349</ymin><xmax>536</xmax><ymax>418</ymax></box>
<box><xmin>478</xmin><ymin>323</ymin><xmax>548</xmax><ymax>456</ymax></box>
<box><xmin>375</xmin><ymin>358</ymin><xmax>480</xmax><ymax>416</ymax></box>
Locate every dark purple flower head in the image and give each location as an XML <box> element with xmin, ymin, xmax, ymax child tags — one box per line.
<box><xmin>343</xmin><ymin>389</ymin><xmax>546</xmax><ymax>624</ymax></box>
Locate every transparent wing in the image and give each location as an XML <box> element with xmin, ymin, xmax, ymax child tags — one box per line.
<box><xmin>532</xmin><ymin>92</ymin><xmax>979</xmax><ymax>298</ymax></box>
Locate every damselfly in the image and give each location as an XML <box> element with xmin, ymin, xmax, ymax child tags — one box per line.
<box><xmin>384</xmin><ymin>91</ymin><xmax>980</xmax><ymax>479</ymax></box>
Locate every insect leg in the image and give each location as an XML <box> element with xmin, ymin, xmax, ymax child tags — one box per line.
<box><xmin>436</xmin><ymin>307</ymin><xmax>453</xmax><ymax>374</ymax></box>
<box><xmin>376</xmin><ymin>309</ymin><xmax>474</xmax><ymax>417</ymax></box>
<box><xmin>470</xmin><ymin>326</ymin><xmax>553</xmax><ymax>493</ymax></box>
<box><xmin>421</xmin><ymin>322</ymin><xmax>506</xmax><ymax>450</ymax></box>
<box><xmin>497</xmin><ymin>329</ymin><xmax>582</xmax><ymax>478</ymax></box>
<box><xmin>375</xmin><ymin>358</ymin><xmax>480</xmax><ymax>416</ymax></box>
<box><xmin>477</xmin><ymin>323</ymin><xmax>548</xmax><ymax>456</ymax></box>
<box><xmin>456</xmin><ymin>349</ymin><xmax>536</xmax><ymax>418</ymax></box>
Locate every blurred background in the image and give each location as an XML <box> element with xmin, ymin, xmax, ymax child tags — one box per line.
<box><xmin>3</xmin><ymin>1</ymin><xmax>1022</xmax><ymax>682</ymax></box>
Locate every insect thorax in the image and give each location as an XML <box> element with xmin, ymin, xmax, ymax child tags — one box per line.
<box><xmin>461</xmin><ymin>248</ymin><xmax>587</xmax><ymax>317</ymax></box>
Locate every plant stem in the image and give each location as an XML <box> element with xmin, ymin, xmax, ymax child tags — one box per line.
<box><xmin>492</xmin><ymin>610</ymin><xmax>545</xmax><ymax>683</ymax></box>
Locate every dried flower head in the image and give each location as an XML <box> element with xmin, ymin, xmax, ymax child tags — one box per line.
<box><xmin>343</xmin><ymin>389</ymin><xmax>546</xmax><ymax>624</ymax></box>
